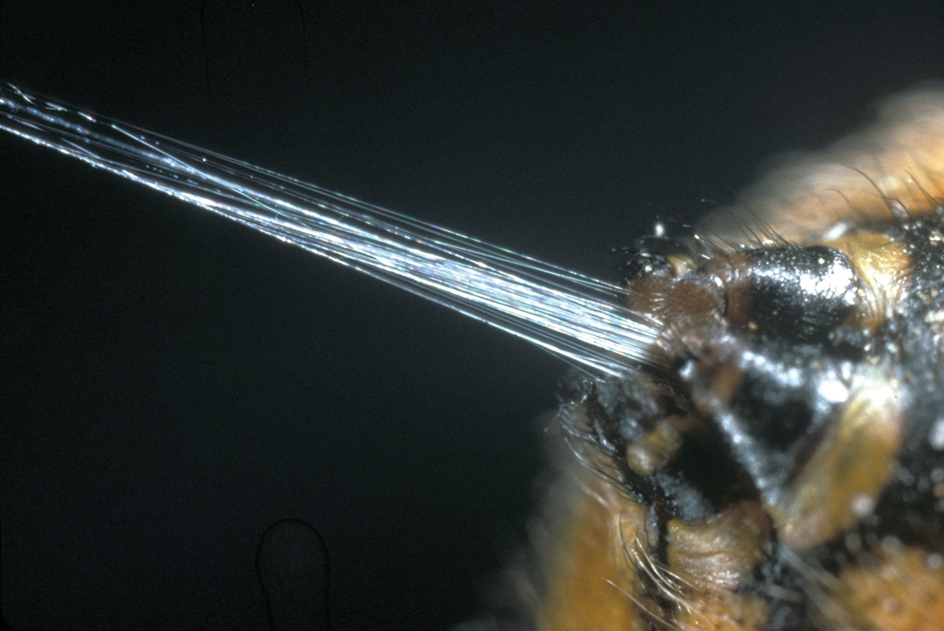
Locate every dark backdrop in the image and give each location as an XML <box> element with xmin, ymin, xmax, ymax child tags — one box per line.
<box><xmin>2</xmin><ymin>2</ymin><xmax>943</xmax><ymax>629</ymax></box>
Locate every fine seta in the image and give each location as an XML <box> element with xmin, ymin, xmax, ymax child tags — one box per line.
<box><xmin>0</xmin><ymin>82</ymin><xmax>663</xmax><ymax>378</ymax></box>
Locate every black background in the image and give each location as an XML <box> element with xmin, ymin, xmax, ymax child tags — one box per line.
<box><xmin>2</xmin><ymin>2</ymin><xmax>943</xmax><ymax>629</ymax></box>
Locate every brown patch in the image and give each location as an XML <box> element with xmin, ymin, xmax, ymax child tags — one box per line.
<box><xmin>667</xmin><ymin>501</ymin><xmax>771</xmax><ymax>592</ymax></box>
<box><xmin>537</xmin><ymin>472</ymin><xmax>652</xmax><ymax>631</ymax></box>
<box><xmin>625</xmin><ymin>416</ymin><xmax>683</xmax><ymax>476</ymax></box>
<box><xmin>770</xmin><ymin>369</ymin><xmax>904</xmax><ymax>549</ymax></box>
<box><xmin>675</xmin><ymin>590</ymin><xmax>769</xmax><ymax>631</ymax></box>
<box><xmin>821</xmin><ymin>547</ymin><xmax>944</xmax><ymax>630</ymax></box>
